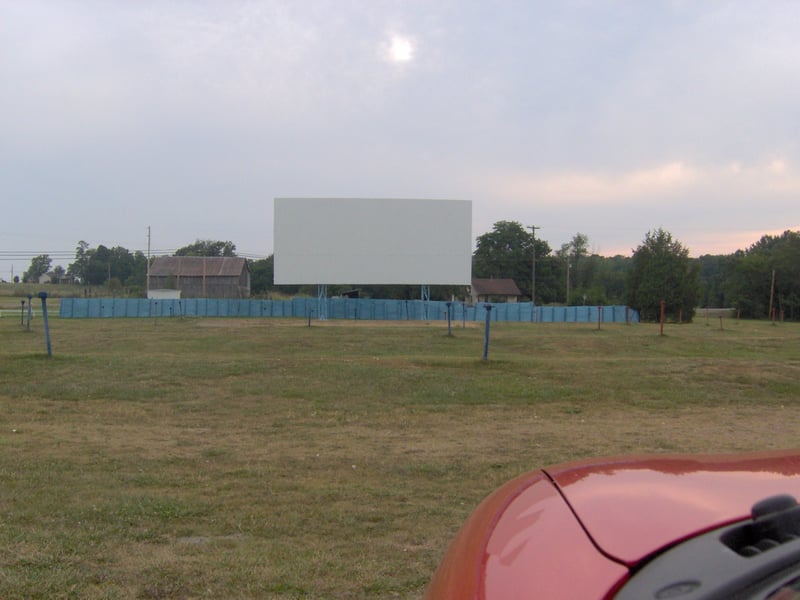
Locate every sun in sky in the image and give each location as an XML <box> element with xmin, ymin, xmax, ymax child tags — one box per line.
<box><xmin>388</xmin><ymin>35</ymin><xmax>414</xmax><ymax>62</ymax></box>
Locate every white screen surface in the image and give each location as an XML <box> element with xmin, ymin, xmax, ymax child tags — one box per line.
<box><xmin>274</xmin><ymin>198</ymin><xmax>472</xmax><ymax>285</ymax></box>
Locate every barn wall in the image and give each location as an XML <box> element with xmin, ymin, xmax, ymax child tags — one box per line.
<box><xmin>147</xmin><ymin>275</ymin><xmax>249</xmax><ymax>298</ymax></box>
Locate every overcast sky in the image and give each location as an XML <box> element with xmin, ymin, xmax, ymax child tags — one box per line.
<box><xmin>2</xmin><ymin>1</ymin><xmax>799</xmax><ymax>278</ymax></box>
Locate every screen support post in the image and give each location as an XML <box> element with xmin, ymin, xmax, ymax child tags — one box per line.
<box><xmin>421</xmin><ymin>284</ymin><xmax>430</xmax><ymax>320</ymax></box>
<box><xmin>317</xmin><ymin>284</ymin><xmax>328</xmax><ymax>320</ymax></box>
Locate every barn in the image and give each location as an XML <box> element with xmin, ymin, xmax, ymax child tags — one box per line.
<box><xmin>148</xmin><ymin>256</ymin><xmax>250</xmax><ymax>299</ymax></box>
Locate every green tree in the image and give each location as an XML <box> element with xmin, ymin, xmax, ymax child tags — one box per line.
<box><xmin>249</xmin><ymin>255</ymin><xmax>274</xmax><ymax>295</ymax></box>
<box><xmin>627</xmin><ymin>228</ymin><xmax>699</xmax><ymax>322</ymax></box>
<box><xmin>175</xmin><ymin>240</ymin><xmax>237</xmax><ymax>257</ymax></box>
<box><xmin>722</xmin><ymin>230</ymin><xmax>800</xmax><ymax>319</ymax></box>
<box><xmin>557</xmin><ymin>233</ymin><xmax>593</xmax><ymax>303</ymax></box>
<box><xmin>570</xmin><ymin>232</ymin><xmax>590</xmax><ymax>290</ymax></box>
<box><xmin>594</xmin><ymin>255</ymin><xmax>631</xmax><ymax>305</ymax></box>
<box><xmin>472</xmin><ymin>220</ymin><xmax>551</xmax><ymax>301</ymax></box>
<box><xmin>771</xmin><ymin>231</ymin><xmax>800</xmax><ymax>319</ymax></box>
<box><xmin>67</xmin><ymin>242</ymin><xmax>145</xmax><ymax>287</ymax></box>
<box><xmin>67</xmin><ymin>241</ymin><xmax>91</xmax><ymax>283</ymax></box>
<box><xmin>697</xmin><ymin>254</ymin><xmax>729</xmax><ymax>308</ymax></box>
<box><xmin>722</xmin><ymin>251</ymin><xmax>770</xmax><ymax>318</ymax></box>
<box><xmin>556</xmin><ymin>242</ymin><xmax>572</xmax><ymax>303</ymax></box>
<box><xmin>533</xmin><ymin>254</ymin><xmax>563</xmax><ymax>304</ymax></box>
<box><xmin>24</xmin><ymin>254</ymin><xmax>52</xmax><ymax>282</ymax></box>
<box><xmin>83</xmin><ymin>245</ymin><xmax>111</xmax><ymax>285</ymax></box>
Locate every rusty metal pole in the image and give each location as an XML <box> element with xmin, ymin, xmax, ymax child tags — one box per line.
<box><xmin>482</xmin><ymin>304</ymin><xmax>493</xmax><ymax>361</ymax></box>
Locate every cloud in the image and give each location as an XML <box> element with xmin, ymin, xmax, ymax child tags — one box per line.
<box><xmin>477</xmin><ymin>158</ymin><xmax>799</xmax><ymax>206</ymax></box>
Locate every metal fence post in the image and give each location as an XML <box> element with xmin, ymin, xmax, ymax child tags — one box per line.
<box><xmin>38</xmin><ymin>292</ymin><xmax>52</xmax><ymax>356</ymax></box>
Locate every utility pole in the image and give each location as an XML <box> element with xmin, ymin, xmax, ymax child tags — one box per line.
<box><xmin>146</xmin><ymin>226</ymin><xmax>151</xmax><ymax>297</ymax></box>
<box><xmin>566</xmin><ymin>261</ymin><xmax>571</xmax><ymax>305</ymax></box>
<box><xmin>528</xmin><ymin>225</ymin><xmax>540</xmax><ymax>304</ymax></box>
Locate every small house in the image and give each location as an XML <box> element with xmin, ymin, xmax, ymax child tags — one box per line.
<box><xmin>470</xmin><ymin>278</ymin><xmax>522</xmax><ymax>304</ymax></box>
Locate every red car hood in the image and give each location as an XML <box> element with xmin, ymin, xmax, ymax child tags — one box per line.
<box><xmin>546</xmin><ymin>450</ymin><xmax>800</xmax><ymax>566</ymax></box>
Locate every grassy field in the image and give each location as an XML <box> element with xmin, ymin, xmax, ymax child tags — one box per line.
<box><xmin>2</xmin><ymin>314</ymin><xmax>800</xmax><ymax>599</ymax></box>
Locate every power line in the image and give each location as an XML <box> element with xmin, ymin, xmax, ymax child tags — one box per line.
<box><xmin>0</xmin><ymin>249</ymin><xmax>269</xmax><ymax>261</ymax></box>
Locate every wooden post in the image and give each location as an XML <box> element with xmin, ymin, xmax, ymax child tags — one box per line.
<box><xmin>769</xmin><ymin>269</ymin><xmax>776</xmax><ymax>321</ymax></box>
<box><xmin>660</xmin><ymin>300</ymin><xmax>666</xmax><ymax>336</ymax></box>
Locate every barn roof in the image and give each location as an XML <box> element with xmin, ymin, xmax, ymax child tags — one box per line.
<box><xmin>150</xmin><ymin>256</ymin><xmax>248</xmax><ymax>277</ymax></box>
<box><xmin>471</xmin><ymin>278</ymin><xmax>522</xmax><ymax>296</ymax></box>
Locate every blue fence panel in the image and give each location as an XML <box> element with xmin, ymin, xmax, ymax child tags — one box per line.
<box><xmin>118</xmin><ymin>299</ymin><xmax>131</xmax><ymax>317</ymax></box>
<box><xmin>389</xmin><ymin>301</ymin><xmax>402</xmax><ymax>320</ymax></box>
<box><xmin>139</xmin><ymin>300</ymin><xmax>153</xmax><ymax>317</ymax></box>
<box><xmin>358</xmin><ymin>299</ymin><xmax>369</xmax><ymax>320</ymax></box>
<box><xmin>289</xmin><ymin>298</ymin><xmax>307</xmax><ymax>318</ymax></box>
<box><xmin>490</xmin><ymin>303</ymin><xmax>503</xmax><ymax>321</ymax></box>
<box><xmin>77</xmin><ymin>298</ymin><xmax>88</xmax><ymax>318</ymax></box>
<box><xmin>273</xmin><ymin>300</ymin><xmax>286</xmax><ymax>317</ymax></box>
<box><xmin>86</xmin><ymin>300</ymin><xmax>100</xmax><ymax>318</ymax></box>
<box><xmin>372</xmin><ymin>300</ymin><xmax>385</xmax><ymax>320</ymax></box>
<box><xmin>56</xmin><ymin>297</ymin><xmax>639</xmax><ymax>323</ymax></box>
<box><xmin>131</xmin><ymin>299</ymin><xmax>145</xmax><ymax>317</ymax></box>
<box><xmin>182</xmin><ymin>299</ymin><xmax>196</xmax><ymax>317</ymax></box>
<box><xmin>64</xmin><ymin>298</ymin><xmax>86</xmax><ymax>318</ymax></box>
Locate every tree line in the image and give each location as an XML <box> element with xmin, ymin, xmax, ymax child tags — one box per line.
<box><xmin>22</xmin><ymin>226</ymin><xmax>800</xmax><ymax>321</ymax></box>
<box><xmin>21</xmin><ymin>240</ymin><xmax>237</xmax><ymax>294</ymax></box>
<box><xmin>471</xmin><ymin>221</ymin><xmax>800</xmax><ymax>322</ymax></box>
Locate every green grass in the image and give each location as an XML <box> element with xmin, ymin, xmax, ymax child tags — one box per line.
<box><xmin>1</xmin><ymin>316</ymin><xmax>800</xmax><ymax>598</ymax></box>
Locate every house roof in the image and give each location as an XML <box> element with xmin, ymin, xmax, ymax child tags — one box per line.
<box><xmin>150</xmin><ymin>256</ymin><xmax>248</xmax><ymax>277</ymax></box>
<box><xmin>471</xmin><ymin>278</ymin><xmax>522</xmax><ymax>296</ymax></box>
